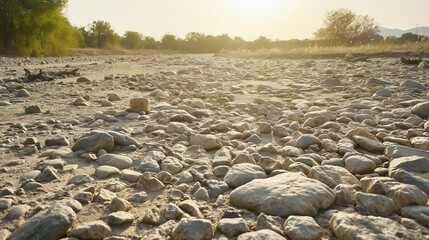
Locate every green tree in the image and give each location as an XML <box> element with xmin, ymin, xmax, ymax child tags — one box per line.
<box><xmin>86</xmin><ymin>20</ymin><xmax>119</xmax><ymax>48</ymax></box>
<box><xmin>314</xmin><ymin>8</ymin><xmax>379</xmax><ymax>45</ymax></box>
<box><xmin>121</xmin><ymin>31</ymin><xmax>143</xmax><ymax>49</ymax></box>
<box><xmin>0</xmin><ymin>0</ymin><xmax>79</xmax><ymax>56</ymax></box>
<box><xmin>142</xmin><ymin>36</ymin><xmax>160</xmax><ymax>49</ymax></box>
<box><xmin>161</xmin><ymin>34</ymin><xmax>179</xmax><ymax>50</ymax></box>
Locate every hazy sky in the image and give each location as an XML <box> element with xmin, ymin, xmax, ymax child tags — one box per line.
<box><xmin>65</xmin><ymin>0</ymin><xmax>429</xmax><ymax>40</ymax></box>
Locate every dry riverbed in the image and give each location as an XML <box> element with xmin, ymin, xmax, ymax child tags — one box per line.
<box><xmin>0</xmin><ymin>54</ymin><xmax>428</xmax><ymax>239</ymax></box>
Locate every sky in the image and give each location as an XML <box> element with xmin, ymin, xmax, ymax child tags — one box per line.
<box><xmin>65</xmin><ymin>0</ymin><xmax>429</xmax><ymax>41</ymax></box>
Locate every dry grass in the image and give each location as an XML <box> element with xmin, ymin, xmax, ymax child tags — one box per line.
<box><xmin>218</xmin><ymin>42</ymin><xmax>429</xmax><ymax>59</ymax></box>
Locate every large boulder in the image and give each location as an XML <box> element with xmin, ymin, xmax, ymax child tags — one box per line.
<box><xmin>129</xmin><ymin>97</ymin><xmax>150</xmax><ymax>113</ymax></box>
<box><xmin>389</xmin><ymin>156</ymin><xmax>429</xmax><ymax>194</ymax></box>
<box><xmin>9</xmin><ymin>204</ymin><xmax>76</xmax><ymax>240</ymax></box>
<box><xmin>330</xmin><ymin>212</ymin><xmax>424</xmax><ymax>240</ymax></box>
<box><xmin>230</xmin><ymin>172</ymin><xmax>335</xmax><ymax>217</ymax></box>
<box><xmin>72</xmin><ymin>132</ymin><xmax>114</xmax><ymax>152</ymax></box>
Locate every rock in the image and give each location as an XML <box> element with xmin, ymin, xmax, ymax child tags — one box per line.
<box><xmin>68</xmin><ymin>174</ymin><xmax>94</xmax><ymax>185</ymax></box>
<box><xmin>142</xmin><ymin>207</ymin><xmax>162</xmax><ymax>225</ymax></box>
<box><xmin>400</xmin><ymin>80</ymin><xmax>424</xmax><ymax>90</ymax></box>
<box><xmin>77</xmin><ymin>77</ymin><xmax>91</xmax><ymax>83</ymax></box>
<box><xmin>68</xmin><ymin>221</ymin><xmax>111</xmax><ymax>240</ymax></box>
<box><xmin>178</xmin><ymin>200</ymin><xmax>204</xmax><ymax>218</ymax></box>
<box><xmin>296</xmin><ymin>134</ymin><xmax>320</xmax><ymax>149</ymax></box>
<box><xmin>385</xmin><ymin>144</ymin><xmax>429</xmax><ymax>159</ymax></box>
<box><xmin>74</xmin><ymin>192</ymin><xmax>93</xmax><ymax>204</ymax></box>
<box><xmin>172</xmin><ymin>218</ymin><xmax>213</xmax><ymax>240</ymax></box>
<box><xmin>72</xmin><ymin>132</ymin><xmax>114</xmax><ymax>152</ymax></box>
<box><xmin>255</xmin><ymin>213</ymin><xmax>284</xmax><ymax>235</ymax></box>
<box><xmin>217</xmin><ymin>218</ymin><xmax>250</xmax><ymax>237</ymax></box>
<box><xmin>15</xmin><ymin>89</ymin><xmax>31</xmax><ymax>97</ymax></box>
<box><xmin>280</xmin><ymin>146</ymin><xmax>303</xmax><ymax>157</ymax></box>
<box><xmin>230</xmin><ymin>172</ymin><xmax>335</xmax><ymax>217</ymax></box>
<box><xmin>137</xmin><ymin>173</ymin><xmax>165</xmax><ymax>192</ymax></box>
<box><xmin>330</xmin><ymin>212</ymin><xmax>424</xmax><ymax>240</ymax></box>
<box><xmin>308</xmin><ymin>165</ymin><xmax>360</xmax><ymax>188</ymax></box>
<box><xmin>109</xmin><ymin>197</ymin><xmax>132</xmax><ymax>212</ymax></box>
<box><xmin>97</xmin><ymin>154</ymin><xmax>133</xmax><ymax>169</ymax></box>
<box><xmin>237</xmin><ymin>229</ymin><xmax>286</xmax><ymax>240</ymax></box>
<box><xmin>130</xmin><ymin>97</ymin><xmax>150</xmax><ymax>113</ymax></box>
<box><xmin>74</xmin><ymin>97</ymin><xmax>89</xmax><ymax>106</ymax></box>
<box><xmin>411</xmin><ymin>101</ymin><xmax>429</xmax><ymax>118</ymax></box>
<box><xmin>94</xmin><ymin>165</ymin><xmax>120</xmax><ymax>179</ymax></box>
<box><xmin>120</xmin><ymin>169</ymin><xmax>142</xmax><ymax>183</ymax></box>
<box><xmin>283</xmin><ymin>215</ymin><xmax>323</xmax><ymax>240</ymax></box>
<box><xmin>5</xmin><ymin>204</ymin><xmax>31</xmax><ymax>220</ymax></box>
<box><xmin>36</xmin><ymin>166</ymin><xmax>59</xmax><ymax>182</ymax></box>
<box><xmin>107</xmin><ymin>93</ymin><xmax>121</xmax><ymax>101</ymax></box>
<box><xmin>45</xmin><ymin>136</ymin><xmax>70</xmax><ymax>146</ymax></box>
<box><xmin>386</xmin><ymin>184</ymin><xmax>428</xmax><ymax>209</ymax></box>
<box><xmin>345</xmin><ymin>155</ymin><xmax>376</xmax><ymax>174</ymax></box>
<box><xmin>389</xmin><ymin>156</ymin><xmax>429</xmax><ymax>194</ymax></box>
<box><xmin>353</xmin><ymin>135</ymin><xmax>384</xmax><ymax>152</ymax></box>
<box><xmin>161</xmin><ymin>157</ymin><xmax>183</xmax><ymax>174</ymax></box>
<box><xmin>224</xmin><ymin>163</ymin><xmax>267</xmax><ymax>188</ymax></box>
<box><xmin>25</xmin><ymin>105</ymin><xmax>41</xmax><ymax>114</ymax></box>
<box><xmin>232</xmin><ymin>153</ymin><xmax>257</xmax><ymax>165</ymax></box>
<box><xmin>401</xmin><ymin>205</ymin><xmax>429</xmax><ymax>228</ymax></box>
<box><xmin>0</xmin><ymin>198</ymin><xmax>14</xmax><ymax>210</ymax></box>
<box><xmin>354</xmin><ymin>192</ymin><xmax>395</xmax><ymax>217</ymax></box>
<box><xmin>189</xmin><ymin>134</ymin><xmax>222</xmax><ymax>150</ymax></box>
<box><xmin>107</xmin><ymin>130</ymin><xmax>139</xmax><ymax>147</ymax></box>
<box><xmin>0</xmin><ymin>229</ymin><xmax>11</xmax><ymax>240</ymax></box>
<box><xmin>106</xmin><ymin>211</ymin><xmax>134</xmax><ymax>225</ymax></box>
<box><xmin>411</xmin><ymin>137</ymin><xmax>429</xmax><ymax>150</ymax></box>
<box><xmin>9</xmin><ymin>204</ymin><xmax>76</xmax><ymax>240</ymax></box>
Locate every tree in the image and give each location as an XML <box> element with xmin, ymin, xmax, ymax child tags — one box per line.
<box><xmin>85</xmin><ymin>20</ymin><xmax>119</xmax><ymax>48</ymax></box>
<box><xmin>314</xmin><ymin>9</ymin><xmax>379</xmax><ymax>45</ymax></box>
<box><xmin>0</xmin><ymin>0</ymin><xmax>79</xmax><ymax>56</ymax></box>
<box><xmin>161</xmin><ymin>34</ymin><xmax>179</xmax><ymax>50</ymax></box>
<box><xmin>142</xmin><ymin>36</ymin><xmax>160</xmax><ymax>49</ymax></box>
<box><xmin>121</xmin><ymin>31</ymin><xmax>143</xmax><ymax>49</ymax></box>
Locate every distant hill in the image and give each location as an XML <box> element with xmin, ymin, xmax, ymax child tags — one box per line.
<box><xmin>379</xmin><ymin>26</ymin><xmax>429</xmax><ymax>37</ymax></box>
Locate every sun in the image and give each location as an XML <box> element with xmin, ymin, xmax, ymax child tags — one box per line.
<box><xmin>222</xmin><ymin>0</ymin><xmax>291</xmax><ymax>22</ymax></box>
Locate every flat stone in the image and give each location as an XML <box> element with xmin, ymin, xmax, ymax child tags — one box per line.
<box><xmin>189</xmin><ymin>134</ymin><xmax>222</xmax><ymax>150</ymax></box>
<box><xmin>330</xmin><ymin>212</ymin><xmax>424</xmax><ymax>240</ymax></box>
<box><xmin>411</xmin><ymin>101</ymin><xmax>429</xmax><ymax>118</ymax></box>
<box><xmin>97</xmin><ymin>154</ymin><xmax>133</xmax><ymax>169</ymax></box>
<box><xmin>68</xmin><ymin>221</ymin><xmax>111</xmax><ymax>240</ymax></box>
<box><xmin>389</xmin><ymin>156</ymin><xmax>429</xmax><ymax>194</ymax></box>
<box><xmin>237</xmin><ymin>229</ymin><xmax>286</xmax><ymax>240</ymax></box>
<box><xmin>230</xmin><ymin>172</ymin><xmax>335</xmax><ymax>217</ymax></box>
<box><xmin>308</xmin><ymin>165</ymin><xmax>360</xmax><ymax>188</ymax></box>
<box><xmin>224</xmin><ymin>163</ymin><xmax>267</xmax><ymax>188</ymax></box>
<box><xmin>401</xmin><ymin>205</ymin><xmax>429</xmax><ymax>228</ymax></box>
<box><xmin>354</xmin><ymin>192</ymin><xmax>395</xmax><ymax>217</ymax></box>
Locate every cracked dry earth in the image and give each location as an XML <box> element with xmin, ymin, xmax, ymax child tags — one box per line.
<box><xmin>0</xmin><ymin>54</ymin><xmax>429</xmax><ymax>240</ymax></box>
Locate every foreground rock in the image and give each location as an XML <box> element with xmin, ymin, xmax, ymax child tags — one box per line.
<box><xmin>389</xmin><ymin>156</ymin><xmax>429</xmax><ymax>194</ymax></box>
<box><xmin>330</xmin><ymin>212</ymin><xmax>424</xmax><ymax>240</ymax></box>
<box><xmin>237</xmin><ymin>229</ymin><xmax>286</xmax><ymax>240</ymax></box>
<box><xmin>230</xmin><ymin>172</ymin><xmax>335</xmax><ymax>217</ymax></box>
<box><xmin>172</xmin><ymin>218</ymin><xmax>213</xmax><ymax>240</ymax></box>
<box><xmin>68</xmin><ymin>220</ymin><xmax>111</xmax><ymax>239</ymax></box>
<box><xmin>9</xmin><ymin>204</ymin><xmax>76</xmax><ymax>240</ymax></box>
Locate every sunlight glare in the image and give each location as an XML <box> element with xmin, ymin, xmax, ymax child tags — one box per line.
<box><xmin>222</xmin><ymin>0</ymin><xmax>291</xmax><ymax>22</ymax></box>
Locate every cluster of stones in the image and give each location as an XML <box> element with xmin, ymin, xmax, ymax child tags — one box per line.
<box><xmin>0</xmin><ymin>55</ymin><xmax>428</xmax><ymax>239</ymax></box>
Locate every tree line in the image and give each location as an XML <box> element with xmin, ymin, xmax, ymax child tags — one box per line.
<box><xmin>0</xmin><ymin>1</ymin><xmax>427</xmax><ymax>56</ymax></box>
